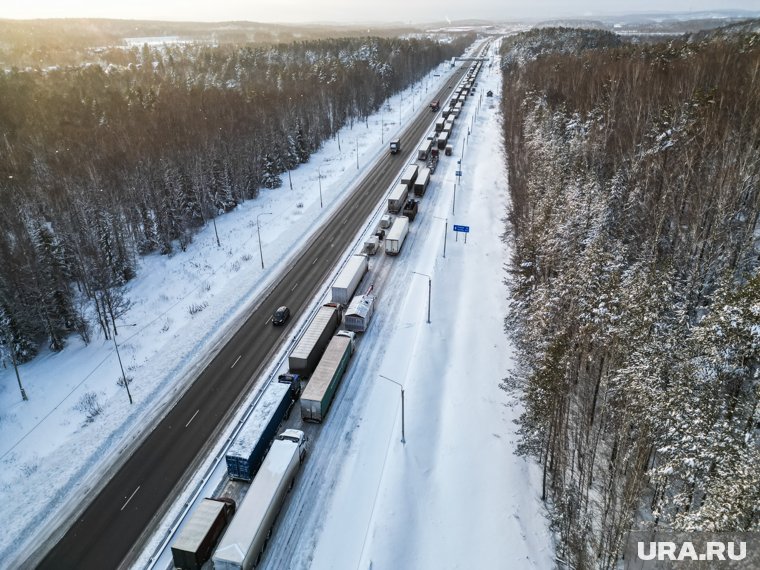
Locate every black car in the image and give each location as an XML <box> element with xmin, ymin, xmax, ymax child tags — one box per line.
<box><xmin>272</xmin><ymin>306</ymin><xmax>290</xmax><ymax>326</ymax></box>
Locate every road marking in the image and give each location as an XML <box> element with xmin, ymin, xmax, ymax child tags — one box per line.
<box><xmin>231</xmin><ymin>355</ymin><xmax>241</xmax><ymax>369</ymax></box>
<box><xmin>291</xmin><ymin>283</ymin><xmax>298</xmax><ymax>292</ymax></box>
<box><xmin>185</xmin><ymin>409</ymin><xmax>200</xmax><ymax>428</ymax></box>
<box><xmin>312</xmin><ymin>257</ymin><xmax>319</xmax><ymax>265</ymax></box>
<box><xmin>121</xmin><ymin>486</ymin><xmax>140</xmax><ymax>511</ymax></box>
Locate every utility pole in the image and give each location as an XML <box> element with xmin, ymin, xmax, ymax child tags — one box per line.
<box><xmin>256</xmin><ymin>212</ymin><xmax>272</xmax><ymax>269</ymax></box>
<box><xmin>212</xmin><ymin>217</ymin><xmax>221</xmax><ymax>248</ymax></box>
<box><xmin>113</xmin><ymin>323</ymin><xmax>137</xmax><ymax>404</ymax></box>
<box><xmin>9</xmin><ymin>347</ymin><xmax>28</xmax><ymax>401</ymax></box>
<box><xmin>318</xmin><ymin>167</ymin><xmax>323</xmax><ymax>208</ymax></box>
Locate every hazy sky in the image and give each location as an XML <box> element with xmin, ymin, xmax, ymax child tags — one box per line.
<box><xmin>2</xmin><ymin>0</ymin><xmax>757</xmax><ymax>23</ymax></box>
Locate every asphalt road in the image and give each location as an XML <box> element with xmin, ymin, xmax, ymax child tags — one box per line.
<box><xmin>34</xmin><ymin>61</ymin><xmax>474</xmax><ymax>570</ymax></box>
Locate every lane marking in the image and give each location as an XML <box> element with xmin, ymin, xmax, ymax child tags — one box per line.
<box><xmin>231</xmin><ymin>355</ymin><xmax>241</xmax><ymax>369</ymax></box>
<box><xmin>121</xmin><ymin>486</ymin><xmax>140</xmax><ymax>511</ymax></box>
<box><xmin>312</xmin><ymin>257</ymin><xmax>319</xmax><ymax>265</ymax></box>
<box><xmin>265</xmin><ymin>316</ymin><xmax>272</xmax><ymax>325</ymax></box>
<box><xmin>185</xmin><ymin>409</ymin><xmax>200</xmax><ymax>428</ymax></box>
<box><xmin>291</xmin><ymin>283</ymin><xmax>298</xmax><ymax>292</ymax></box>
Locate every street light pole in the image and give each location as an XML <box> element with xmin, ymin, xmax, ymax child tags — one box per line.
<box><xmin>256</xmin><ymin>212</ymin><xmax>272</xmax><ymax>269</ymax></box>
<box><xmin>379</xmin><ymin>374</ymin><xmax>405</xmax><ymax>444</ymax></box>
<box><xmin>434</xmin><ymin>216</ymin><xmax>448</xmax><ymax>258</ymax></box>
<box><xmin>412</xmin><ymin>271</ymin><xmax>432</xmax><ymax>324</ymax></box>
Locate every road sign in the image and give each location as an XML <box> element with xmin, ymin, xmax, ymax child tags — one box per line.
<box><xmin>453</xmin><ymin>225</ymin><xmax>470</xmax><ymax>233</ymax></box>
<box><xmin>455</xmin><ymin>170</ymin><xmax>462</xmax><ymax>176</ymax></box>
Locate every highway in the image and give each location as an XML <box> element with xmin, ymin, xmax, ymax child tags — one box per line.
<box><xmin>35</xmin><ymin>61</ymin><xmax>472</xmax><ymax>570</ymax></box>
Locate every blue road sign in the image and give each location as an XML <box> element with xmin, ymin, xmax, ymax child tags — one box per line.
<box><xmin>453</xmin><ymin>225</ymin><xmax>470</xmax><ymax>233</ymax></box>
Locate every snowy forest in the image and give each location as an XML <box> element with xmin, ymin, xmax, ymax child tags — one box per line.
<box><xmin>0</xmin><ymin>33</ymin><xmax>472</xmax><ymax>364</ymax></box>
<box><xmin>501</xmin><ymin>25</ymin><xmax>760</xmax><ymax>568</ymax></box>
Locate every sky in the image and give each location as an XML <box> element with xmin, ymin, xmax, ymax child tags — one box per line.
<box><xmin>2</xmin><ymin>0</ymin><xmax>757</xmax><ymax>23</ymax></box>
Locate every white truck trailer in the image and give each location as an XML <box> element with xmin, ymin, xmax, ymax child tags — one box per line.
<box><xmin>331</xmin><ymin>254</ymin><xmax>368</xmax><ymax>305</ymax></box>
<box><xmin>212</xmin><ymin>430</ymin><xmax>307</xmax><ymax>570</ymax></box>
<box><xmin>413</xmin><ymin>167</ymin><xmax>431</xmax><ymax>197</ymax></box>
<box><xmin>387</xmin><ymin>183</ymin><xmax>408</xmax><ymax>214</ymax></box>
<box><xmin>400</xmin><ymin>164</ymin><xmax>419</xmax><ymax>189</ymax></box>
<box><xmin>417</xmin><ymin>139</ymin><xmax>433</xmax><ymax>161</ymax></box>
<box><xmin>385</xmin><ymin>216</ymin><xmax>409</xmax><ymax>256</ymax></box>
<box><xmin>300</xmin><ymin>331</ymin><xmax>356</xmax><ymax>423</ymax></box>
<box><xmin>288</xmin><ymin>304</ymin><xmax>340</xmax><ymax>376</ymax></box>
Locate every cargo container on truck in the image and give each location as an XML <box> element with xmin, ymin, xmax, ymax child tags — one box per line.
<box><xmin>389</xmin><ymin>138</ymin><xmax>401</xmax><ymax>154</ymax></box>
<box><xmin>331</xmin><ymin>254</ymin><xmax>368</xmax><ymax>305</ymax></box>
<box><xmin>171</xmin><ymin>498</ymin><xmax>235</xmax><ymax>570</ymax></box>
<box><xmin>288</xmin><ymin>304</ymin><xmax>341</xmax><ymax>376</ymax></box>
<box><xmin>413</xmin><ymin>167</ymin><xmax>431</xmax><ymax>197</ymax></box>
<box><xmin>400</xmin><ymin>164</ymin><xmax>419</xmax><ymax>188</ymax></box>
<box><xmin>434</xmin><ymin>118</ymin><xmax>445</xmax><ymax>132</ymax></box>
<box><xmin>437</xmin><ymin>129</ymin><xmax>450</xmax><ymax>150</ymax></box>
<box><xmin>387</xmin><ymin>183</ymin><xmax>408</xmax><ymax>214</ymax></box>
<box><xmin>385</xmin><ymin>216</ymin><xmax>409</xmax><ymax>256</ymax></box>
<box><xmin>225</xmin><ymin>378</ymin><xmax>299</xmax><ymax>481</ymax></box>
<box><xmin>300</xmin><ymin>331</ymin><xmax>356</xmax><ymax>423</ymax></box>
<box><xmin>417</xmin><ymin>139</ymin><xmax>432</xmax><ymax>161</ymax></box>
<box><xmin>212</xmin><ymin>430</ymin><xmax>307</xmax><ymax>570</ymax></box>
<box><xmin>344</xmin><ymin>294</ymin><xmax>375</xmax><ymax>333</ymax></box>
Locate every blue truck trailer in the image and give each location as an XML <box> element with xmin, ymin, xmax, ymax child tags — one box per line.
<box><xmin>225</xmin><ymin>376</ymin><xmax>300</xmax><ymax>482</ymax></box>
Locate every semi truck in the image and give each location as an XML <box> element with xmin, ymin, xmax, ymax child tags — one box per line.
<box><xmin>300</xmin><ymin>331</ymin><xmax>356</xmax><ymax>423</ymax></box>
<box><xmin>400</xmin><ymin>164</ymin><xmax>419</xmax><ymax>189</ymax></box>
<box><xmin>171</xmin><ymin>498</ymin><xmax>235</xmax><ymax>570</ymax></box>
<box><xmin>331</xmin><ymin>254</ymin><xmax>369</xmax><ymax>305</ymax></box>
<box><xmin>413</xmin><ymin>167</ymin><xmax>431</xmax><ymax>197</ymax></box>
<box><xmin>389</xmin><ymin>138</ymin><xmax>401</xmax><ymax>154</ymax></box>
<box><xmin>385</xmin><ymin>216</ymin><xmax>409</xmax><ymax>256</ymax></box>
<box><xmin>434</xmin><ymin>118</ymin><xmax>445</xmax><ymax>132</ymax></box>
<box><xmin>387</xmin><ymin>183</ymin><xmax>408</xmax><ymax>214</ymax></box>
<box><xmin>225</xmin><ymin>377</ymin><xmax>300</xmax><ymax>481</ymax></box>
<box><xmin>288</xmin><ymin>303</ymin><xmax>341</xmax><ymax>376</ymax></box>
<box><xmin>212</xmin><ymin>430</ymin><xmax>307</xmax><ymax>570</ymax></box>
<box><xmin>402</xmin><ymin>198</ymin><xmax>419</xmax><ymax>221</ymax></box>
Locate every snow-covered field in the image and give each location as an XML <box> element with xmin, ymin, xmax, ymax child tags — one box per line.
<box><xmin>1</xmin><ymin>38</ymin><xmax>554</xmax><ymax>569</ymax></box>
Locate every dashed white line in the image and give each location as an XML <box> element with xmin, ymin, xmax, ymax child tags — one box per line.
<box><xmin>231</xmin><ymin>355</ymin><xmax>242</xmax><ymax>369</ymax></box>
<box><xmin>185</xmin><ymin>409</ymin><xmax>200</xmax><ymax>428</ymax></box>
<box><xmin>291</xmin><ymin>283</ymin><xmax>298</xmax><ymax>292</ymax></box>
<box><xmin>312</xmin><ymin>257</ymin><xmax>319</xmax><ymax>265</ymax></box>
<box><xmin>121</xmin><ymin>486</ymin><xmax>140</xmax><ymax>511</ymax></box>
